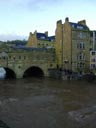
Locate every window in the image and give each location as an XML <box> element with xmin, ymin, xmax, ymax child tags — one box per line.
<box><xmin>19</xmin><ymin>56</ymin><xmax>21</xmax><ymax>59</ymax></box>
<box><xmin>77</xmin><ymin>62</ymin><xmax>85</xmax><ymax>68</ymax></box>
<box><xmin>78</xmin><ymin>33</ymin><xmax>83</xmax><ymax>38</ymax></box>
<box><xmin>18</xmin><ymin>66</ymin><xmax>21</xmax><ymax>69</ymax></box>
<box><xmin>77</xmin><ymin>52</ymin><xmax>85</xmax><ymax>61</ymax></box>
<box><xmin>78</xmin><ymin>32</ymin><xmax>86</xmax><ymax>39</ymax></box>
<box><xmin>77</xmin><ymin>25</ymin><xmax>83</xmax><ymax>29</ymax></box>
<box><xmin>50</xmin><ymin>64</ymin><xmax>53</xmax><ymax>67</ymax></box>
<box><xmin>72</xmin><ymin>24</ymin><xmax>75</xmax><ymax>28</ymax></box>
<box><xmin>41</xmin><ymin>36</ymin><xmax>45</xmax><ymax>39</ymax></box>
<box><xmin>3</xmin><ymin>56</ymin><xmax>6</xmax><ymax>60</ymax></box>
<box><xmin>9</xmin><ymin>56</ymin><xmax>11</xmax><ymax>59</ymax></box>
<box><xmin>91</xmin><ymin>64</ymin><xmax>96</xmax><ymax>69</ymax></box>
<box><xmin>51</xmin><ymin>39</ymin><xmax>54</xmax><ymax>42</ymax></box>
<box><xmin>24</xmin><ymin>56</ymin><xmax>26</xmax><ymax>59</ymax></box>
<box><xmin>77</xmin><ymin>42</ymin><xmax>85</xmax><ymax>49</ymax></box>
<box><xmin>91</xmin><ymin>58</ymin><xmax>95</xmax><ymax>62</ymax></box>
<box><xmin>91</xmin><ymin>51</ymin><xmax>95</xmax><ymax>55</ymax></box>
<box><xmin>13</xmin><ymin>57</ymin><xmax>16</xmax><ymax>60</ymax></box>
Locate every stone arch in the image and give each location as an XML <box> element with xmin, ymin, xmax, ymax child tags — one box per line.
<box><xmin>23</xmin><ymin>66</ymin><xmax>44</xmax><ymax>78</ymax></box>
<box><xmin>4</xmin><ymin>67</ymin><xmax>16</xmax><ymax>79</ymax></box>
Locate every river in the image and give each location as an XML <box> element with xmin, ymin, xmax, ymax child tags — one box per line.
<box><xmin>0</xmin><ymin>78</ymin><xmax>96</xmax><ymax>128</ymax></box>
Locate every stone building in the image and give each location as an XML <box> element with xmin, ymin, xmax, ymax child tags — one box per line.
<box><xmin>90</xmin><ymin>31</ymin><xmax>96</xmax><ymax>74</ymax></box>
<box><xmin>90</xmin><ymin>50</ymin><xmax>96</xmax><ymax>74</ymax></box>
<box><xmin>26</xmin><ymin>31</ymin><xmax>55</xmax><ymax>48</ymax></box>
<box><xmin>55</xmin><ymin>17</ymin><xmax>90</xmax><ymax>74</ymax></box>
<box><xmin>90</xmin><ymin>31</ymin><xmax>96</xmax><ymax>51</ymax></box>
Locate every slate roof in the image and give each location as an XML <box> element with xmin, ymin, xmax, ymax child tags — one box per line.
<box><xmin>36</xmin><ymin>32</ymin><xmax>55</xmax><ymax>41</ymax></box>
<box><xmin>11</xmin><ymin>46</ymin><xmax>54</xmax><ymax>51</ymax></box>
<box><xmin>36</xmin><ymin>33</ymin><xmax>48</xmax><ymax>39</ymax></box>
<box><xmin>11</xmin><ymin>46</ymin><xmax>47</xmax><ymax>51</ymax></box>
<box><xmin>70</xmin><ymin>22</ymin><xmax>89</xmax><ymax>30</ymax></box>
<box><xmin>48</xmin><ymin>36</ymin><xmax>55</xmax><ymax>41</ymax></box>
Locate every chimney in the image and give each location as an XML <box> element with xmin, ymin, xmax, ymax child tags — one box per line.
<box><xmin>56</xmin><ymin>20</ymin><xmax>62</xmax><ymax>27</ymax></box>
<box><xmin>57</xmin><ymin>20</ymin><xmax>62</xmax><ymax>24</ymax></box>
<box><xmin>65</xmin><ymin>17</ymin><xmax>69</xmax><ymax>22</ymax></box>
<box><xmin>45</xmin><ymin>31</ymin><xmax>48</xmax><ymax>37</ymax></box>
<box><xmin>78</xmin><ymin>20</ymin><xmax>86</xmax><ymax>26</ymax></box>
<box><xmin>34</xmin><ymin>30</ymin><xmax>37</xmax><ymax>34</ymax></box>
<box><xmin>30</xmin><ymin>32</ymin><xmax>32</xmax><ymax>35</ymax></box>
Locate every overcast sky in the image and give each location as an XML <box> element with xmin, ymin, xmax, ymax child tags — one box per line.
<box><xmin>0</xmin><ymin>0</ymin><xmax>96</xmax><ymax>41</ymax></box>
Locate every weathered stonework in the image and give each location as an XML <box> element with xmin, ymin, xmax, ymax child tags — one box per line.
<box><xmin>0</xmin><ymin>17</ymin><xmax>93</xmax><ymax>78</ymax></box>
<box><xmin>26</xmin><ymin>31</ymin><xmax>55</xmax><ymax>48</ymax></box>
<box><xmin>55</xmin><ymin>17</ymin><xmax>90</xmax><ymax>74</ymax></box>
<box><xmin>0</xmin><ymin>46</ymin><xmax>56</xmax><ymax>78</ymax></box>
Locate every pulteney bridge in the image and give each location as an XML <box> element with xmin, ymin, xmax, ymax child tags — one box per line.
<box><xmin>0</xmin><ymin>46</ymin><xmax>56</xmax><ymax>79</ymax></box>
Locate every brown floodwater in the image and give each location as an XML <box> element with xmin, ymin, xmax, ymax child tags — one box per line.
<box><xmin>0</xmin><ymin>78</ymin><xmax>96</xmax><ymax>128</ymax></box>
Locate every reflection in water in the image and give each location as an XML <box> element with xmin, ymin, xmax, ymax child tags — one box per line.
<box><xmin>0</xmin><ymin>78</ymin><xmax>96</xmax><ymax>128</ymax></box>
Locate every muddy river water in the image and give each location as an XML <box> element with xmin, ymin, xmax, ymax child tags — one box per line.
<box><xmin>0</xmin><ymin>78</ymin><xmax>96</xmax><ymax>128</ymax></box>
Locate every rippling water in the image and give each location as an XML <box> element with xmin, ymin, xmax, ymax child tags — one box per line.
<box><xmin>0</xmin><ymin>78</ymin><xmax>96</xmax><ymax>128</ymax></box>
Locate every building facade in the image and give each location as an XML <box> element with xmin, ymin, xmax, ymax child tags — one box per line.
<box><xmin>90</xmin><ymin>31</ymin><xmax>96</xmax><ymax>51</ymax></box>
<box><xmin>55</xmin><ymin>17</ymin><xmax>90</xmax><ymax>74</ymax></box>
<box><xmin>90</xmin><ymin>50</ymin><xmax>96</xmax><ymax>74</ymax></box>
<box><xmin>55</xmin><ymin>20</ymin><xmax>63</xmax><ymax>69</ymax></box>
<box><xmin>26</xmin><ymin>17</ymin><xmax>95</xmax><ymax>75</ymax></box>
<box><xmin>26</xmin><ymin>31</ymin><xmax>55</xmax><ymax>48</ymax></box>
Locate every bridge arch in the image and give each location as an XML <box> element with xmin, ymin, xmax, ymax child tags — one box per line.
<box><xmin>23</xmin><ymin>66</ymin><xmax>44</xmax><ymax>78</ymax></box>
<box><xmin>4</xmin><ymin>67</ymin><xmax>16</xmax><ymax>79</ymax></box>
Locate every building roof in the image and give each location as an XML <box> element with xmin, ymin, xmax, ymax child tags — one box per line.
<box><xmin>36</xmin><ymin>32</ymin><xmax>55</xmax><ymax>42</ymax></box>
<box><xmin>70</xmin><ymin>22</ymin><xmax>89</xmax><ymax>30</ymax></box>
<box><xmin>36</xmin><ymin>33</ymin><xmax>48</xmax><ymax>39</ymax></box>
<box><xmin>48</xmin><ymin>36</ymin><xmax>55</xmax><ymax>42</ymax></box>
<box><xmin>11</xmin><ymin>45</ymin><xmax>55</xmax><ymax>51</ymax></box>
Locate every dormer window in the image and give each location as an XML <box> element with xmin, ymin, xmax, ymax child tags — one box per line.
<box><xmin>41</xmin><ymin>36</ymin><xmax>45</xmax><ymax>39</ymax></box>
<box><xmin>77</xmin><ymin>26</ymin><xmax>83</xmax><ymax>29</ymax></box>
<box><xmin>72</xmin><ymin>24</ymin><xmax>75</xmax><ymax>28</ymax></box>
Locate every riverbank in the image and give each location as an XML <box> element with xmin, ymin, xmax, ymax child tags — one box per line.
<box><xmin>48</xmin><ymin>69</ymin><xmax>96</xmax><ymax>82</ymax></box>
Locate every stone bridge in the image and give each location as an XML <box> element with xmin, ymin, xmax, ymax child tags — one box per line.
<box><xmin>0</xmin><ymin>46</ymin><xmax>56</xmax><ymax>78</ymax></box>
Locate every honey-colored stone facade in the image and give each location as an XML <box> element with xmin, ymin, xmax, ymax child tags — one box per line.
<box><xmin>27</xmin><ymin>31</ymin><xmax>55</xmax><ymax>48</ymax></box>
<box><xmin>55</xmin><ymin>20</ymin><xmax>63</xmax><ymax>68</ymax></box>
<box><xmin>26</xmin><ymin>31</ymin><xmax>38</xmax><ymax>47</ymax></box>
<box><xmin>26</xmin><ymin>17</ymin><xmax>93</xmax><ymax>74</ymax></box>
<box><xmin>0</xmin><ymin>46</ymin><xmax>56</xmax><ymax>78</ymax></box>
<box><xmin>55</xmin><ymin>17</ymin><xmax>90</xmax><ymax>74</ymax></box>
